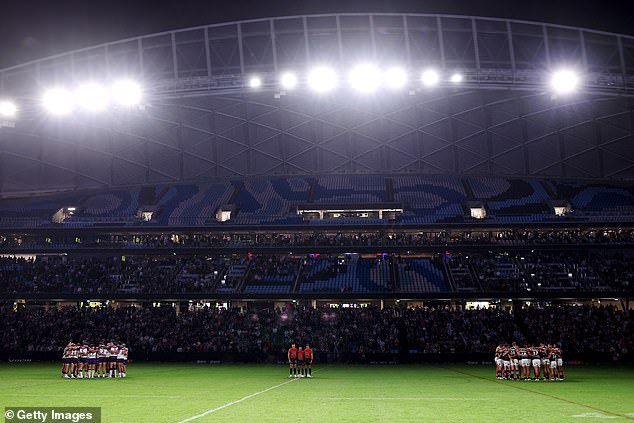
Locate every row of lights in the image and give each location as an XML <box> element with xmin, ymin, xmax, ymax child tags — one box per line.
<box><xmin>247</xmin><ymin>66</ymin><xmax>465</xmax><ymax>93</ymax></box>
<box><xmin>248</xmin><ymin>66</ymin><xmax>580</xmax><ymax>95</ymax></box>
<box><xmin>0</xmin><ymin>68</ymin><xmax>580</xmax><ymax>119</ymax></box>
<box><xmin>0</xmin><ymin>79</ymin><xmax>142</xmax><ymax>118</ymax></box>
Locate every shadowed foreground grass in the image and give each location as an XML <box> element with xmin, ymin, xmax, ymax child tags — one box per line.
<box><xmin>0</xmin><ymin>363</ymin><xmax>633</xmax><ymax>423</ymax></box>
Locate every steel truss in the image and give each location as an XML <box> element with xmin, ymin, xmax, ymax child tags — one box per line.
<box><xmin>1</xmin><ymin>14</ymin><xmax>634</xmax><ymax>192</ymax></box>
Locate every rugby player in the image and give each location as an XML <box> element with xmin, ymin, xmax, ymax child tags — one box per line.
<box><xmin>304</xmin><ymin>344</ymin><xmax>313</xmax><ymax>378</ymax></box>
<box><xmin>87</xmin><ymin>344</ymin><xmax>97</xmax><ymax>379</ymax></box>
<box><xmin>288</xmin><ymin>343</ymin><xmax>298</xmax><ymax>378</ymax></box>
<box><xmin>97</xmin><ymin>343</ymin><xmax>108</xmax><ymax>377</ymax></box>
<box><xmin>494</xmin><ymin>345</ymin><xmax>503</xmax><ymax>379</ymax></box>
<box><xmin>297</xmin><ymin>346</ymin><xmax>305</xmax><ymax>378</ymax></box>
<box><xmin>108</xmin><ymin>342</ymin><xmax>119</xmax><ymax>378</ymax></box>
<box><xmin>62</xmin><ymin>342</ymin><xmax>72</xmax><ymax>378</ymax></box>
<box><xmin>539</xmin><ymin>343</ymin><xmax>550</xmax><ymax>381</ymax></box>
<box><xmin>502</xmin><ymin>345</ymin><xmax>511</xmax><ymax>379</ymax></box>
<box><xmin>548</xmin><ymin>344</ymin><xmax>559</xmax><ymax>381</ymax></box>
<box><xmin>518</xmin><ymin>344</ymin><xmax>531</xmax><ymax>380</ymax></box>
<box><xmin>117</xmin><ymin>344</ymin><xmax>129</xmax><ymax>378</ymax></box>
<box><xmin>509</xmin><ymin>342</ymin><xmax>519</xmax><ymax>380</ymax></box>
<box><xmin>77</xmin><ymin>343</ymin><xmax>88</xmax><ymax>378</ymax></box>
<box><xmin>555</xmin><ymin>344</ymin><xmax>564</xmax><ymax>380</ymax></box>
<box><xmin>69</xmin><ymin>343</ymin><xmax>79</xmax><ymax>377</ymax></box>
<box><xmin>530</xmin><ymin>344</ymin><xmax>541</xmax><ymax>380</ymax></box>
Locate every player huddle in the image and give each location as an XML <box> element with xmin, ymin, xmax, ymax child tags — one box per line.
<box><xmin>495</xmin><ymin>342</ymin><xmax>564</xmax><ymax>381</ymax></box>
<box><xmin>287</xmin><ymin>343</ymin><xmax>314</xmax><ymax>378</ymax></box>
<box><xmin>62</xmin><ymin>342</ymin><xmax>129</xmax><ymax>379</ymax></box>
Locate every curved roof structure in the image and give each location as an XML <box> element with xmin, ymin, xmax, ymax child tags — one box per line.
<box><xmin>1</xmin><ymin>13</ymin><xmax>634</xmax><ymax>194</ymax></box>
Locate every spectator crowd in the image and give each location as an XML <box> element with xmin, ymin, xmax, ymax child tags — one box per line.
<box><xmin>0</xmin><ymin>251</ymin><xmax>632</xmax><ymax>294</ymax></box>
<box><xmin>0</xmin><ymin>304</ymin><xmax>629</xmax><ymax>361</ymax></box>
<box><xmin>3</xmin><ymin>229</ymin><xmax>634</xmax><ymax>250</ymax></box>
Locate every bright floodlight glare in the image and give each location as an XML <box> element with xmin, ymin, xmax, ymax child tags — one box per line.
<box><xmin>279</xmin><ymin>72</ymin><xmax>298</xmax><ymax>90</ymax></box>
<box><xmin>308</xmin><ymin>66</ymin><xmax>338</xmax><ymax>93</ymax></box>
<box><xmin>249</xmin><ymin>76</ymin><xmax>262</xmax><ymax>89</ymax></box>
<box><xmin>384</xmin><ymin>67</ymin><xmax>408</xmax><ymax>89</ymax></box>
<box><xmin>421</xmin><ymin>69</ymin><xmax>440</xmax><ymax>87</ymax></box>
<box><xmin>450</xmin><ymin>73</ymin><xmax>464</xmax><ymax>83</ymax></box>
<box><xmin>348</xmin><ymin>64</ymin><xmax>381</xmax><ymax>93</ymax></box>
<box><xmin>0</xmin><ymin>100</ymin><xmax>17</xmax><ymax>118</ymax></box>
<box><xmin>550</xmin><ymin>69</ymin><xmax>579</xmax><ymax>95</ymax></box>
<box><xmin>111</xmin><ymin>80</ymin><xmax>142</xmax><ymax>106</ymax></box>
<box><xmin>76</xmin><ymin>83</ymin><xmax>109</xmax><ymax>111</ymax></box>
<box><xmin>42</xmin><ymin>88</ymin><xmax>74</xmax><ymax>115</ymax></box>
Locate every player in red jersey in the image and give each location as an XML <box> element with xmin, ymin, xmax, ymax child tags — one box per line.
<box><xmin>303</xmin><ymin>344</ymin><xmax>313</xmax><ymax>378</ymax></box>
<box><xmin>297</xmin><ymin>347</ymin><xmax>305</xmax><ymax>378</ymax></box>
<box><xmin>287</xmin><ymin>343</ymin><xmax>298</xmax><ymax>378</ymax></box>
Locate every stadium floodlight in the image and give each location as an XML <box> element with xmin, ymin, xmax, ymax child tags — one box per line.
<box><xmin>450</xmin><ymin>73</ymin><xmax>464</xmax><ymax>83</ymax></box>
<box><xmin>279</xmin><ymin>72</ymin><xmax>298</xmax><ymax>90</ymax></box>
<box><xmin>248</xmin><ymin>76</ymin><xmax>262</xmax><ymax>89</ymax></box>
<box><xmin>421</xmin><ymin>69</ymin><xmax>440</xmax><ymax>87</ymax></box>
<box><xmin>111</xmin><ymin>80</ymin><xmax>142</xmax><ymax>106</ymax></box>
<box><xmin>550</xmin><ymin>69</ymin><xmax>579</xmax><ymax>95</ymax></box>
<box><xmin>348</xmin><ymin>63</ymin><xmax>381</xmax><ymax>94</ymax></box>
<box><xmin>307</xmin><ymin>66</ymin><xmax>338</xmax><ymax>93</ymax></box>
<box><xmin>75</xmin><ymin>83</ymin><xmax>110</xmax><ymax>111</ymax></box>
<box><xmin>42</xmin><ymin>88</ymin><xmax>74</xmax><ymax>115</ymax></box>
<box><xmin>0</xmin><ymin>100</ymin><xmax>17</xmax><ymax>118</ymax></box>
<box><xmin>384</xmin><ymin>67</ymin><xmax>408</xmax><ymax>89</ymax></box>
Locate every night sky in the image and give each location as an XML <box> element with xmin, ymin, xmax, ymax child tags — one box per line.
<box><xmin>0</xmin><ymin>0</ymin><xmax>633</xmax><ymax>69</ymax></box>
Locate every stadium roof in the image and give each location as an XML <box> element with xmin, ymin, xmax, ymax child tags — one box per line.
<box><xmin>1</xmin><ymin>13</ymin><xmax>634</xmax><ymax>194</ymax></box>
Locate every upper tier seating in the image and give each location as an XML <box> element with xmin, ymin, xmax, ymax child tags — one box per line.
<box><xmin>313</xmin><ymin>175</ymin><xmax>387</xmax><ymax>203</ymax></box>
<box><xmin>1</xmin><ymin>175</ymin><xmax>633</xmax><ymax>227</ymax></box>
<box><xmin>397</xmin><ymin>259</ymin><xmax>447</xmax><ymax>292</ymax></box>
<box><xmin>393</xmin><ymin>176</ymin><xmax>466</xmax><ymax>224</ymax></box>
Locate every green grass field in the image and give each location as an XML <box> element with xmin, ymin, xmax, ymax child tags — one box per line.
<box><xmin>1</xmin><ymin>363</ymin><xmax>633</xmax><ymax>422</ymax></box>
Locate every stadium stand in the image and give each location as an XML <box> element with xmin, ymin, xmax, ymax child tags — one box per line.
<box><xmin>0</xmin><ymin>176</ymin><xmax>634</xmax><ymax>226</ymax></box>
<box><xmin>167</xmin><ymin>182</ymin><xmax>233</xmax><ymax>226</ymax></box>
<box><xmin>242</xmin><ymin>255</ymin><xmax>299</xmax><ymax>294</ymax></box>
<box><xmin>298</xmin><ymin>255</ymin><xmax>391</xmax><ymax>293</ymax></box>
<box><xmin>0</xmin><ymin>251</ymin><xmax>633</xmax><ymax>294</ymax></box>
<box><xmin>393</xmin><ymin>176</ymin><xmax>466</xmax><ymax>224</ymax></box>
<box><xmin>396</xmin><ymin>258</ymin><xmax>447</xmax><ymax>293</ymax></box>
<box><xmin>467</xmin><ymin>177</ymin><xmax>552</xmax><ymax>221</ymax></box>
<box><xmin>312</xmin><ymin>175</ymin><xmax>386</xmax><ymax>203</ymax></box>
<box><xmin>231</xmin><ymin>178</ymin><xmax>310</xmax><ymax>224</ymax></box>
<box><xmin>471</xmin><ymin>254</ymin><xmax>530</xmax><ymax>291</ymax></box>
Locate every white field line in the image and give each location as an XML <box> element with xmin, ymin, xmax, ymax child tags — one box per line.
<box><xmin>174</xmin><ymin>379</ymin><xmax>297</xmax><ymax>423</ymax></box>
<box><xmin>571</xmin><ymin>412</ymin><xmax>617</xmax><ymax>419</ymax></box>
